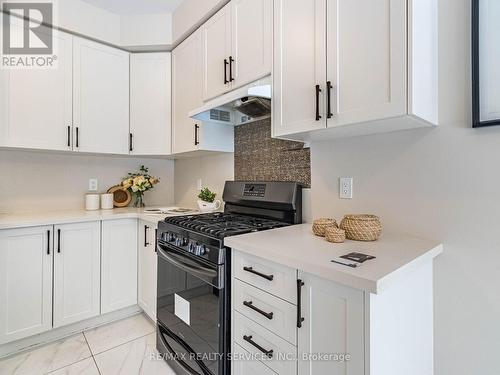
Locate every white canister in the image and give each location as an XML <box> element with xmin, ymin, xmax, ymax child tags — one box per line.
<box><xmin>85</xmin><ymin>194</ymin><xmax>100</xmax><ymax>211</ymax></box>
<box><xmin>100</xmin><ymin>193</ymin><xmax>114</xmax><ymax>210</ymax></box>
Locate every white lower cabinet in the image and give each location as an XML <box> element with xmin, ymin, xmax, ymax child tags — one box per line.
<box><xmin>53</xmin><ymin>222</ymin><xmax>101</xmax><ymax>328</ymax></box>
<box><xmin>0</xmin><ymin>226</ymin><xmax>53</xmax><ymax>344</ymax></box>
<box><xmin>232</xmin><ymin>343</ymin><xmax>278</xmax><ymax>375</ymax></box>
<box><xmin>297</xmin><ymin>271</ymin><xmax>364</xmax><ymax>375</ymax></box>
<box><xmin>138</xmin><ymin>221</ymin><xmax>157</xmax><ymax>321</ymax></box>
<box><xmin>101</xmin><ymin>219</ymin><xmax>138</xmax><ymax>314</ymax></box>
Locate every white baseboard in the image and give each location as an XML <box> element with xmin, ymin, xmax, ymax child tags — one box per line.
<box><xmin>0</xmin><ymin>305</ymin><xmax>144</xmax><ymax>359</ymax></box>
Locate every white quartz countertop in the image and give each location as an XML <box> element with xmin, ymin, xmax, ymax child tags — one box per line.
<box><xmin>0</xmin><ymin>207</ymin><xmax>198</xmax><ymax>230</ymax></box>
<box><xmin>225</xmin><ymin>224</ymin><xmax>443</xmax><ymax>294</ymax></box>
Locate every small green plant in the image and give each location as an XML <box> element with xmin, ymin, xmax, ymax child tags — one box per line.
<box><xmin>198</xmin><ymin>187</ymin><xmax>217</xmax><ymax>203</ymax></box>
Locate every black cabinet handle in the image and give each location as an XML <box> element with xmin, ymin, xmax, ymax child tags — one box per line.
<box><xmin>155</xmin><ymin>228</ymin><xmax>158</xmax><ymax>253</ymax></box>
<box><xmin>326</xmin><ymin>81</ymin><xmax>333</xmax><ymax>119</ymax></box>
<box><xmin>144</xmin><ymin>225</ymin><xmax>150</xmax><ymax>247</ymax></box>
<box><xmin>315</xmin><ymin>85</ymin><xmax>322</xmax><ymax>121</ymax></box>
<box><xmin>57</xmin><ymin>229</ymin><xmax>61</xmax><ymax>254</ymax></box>
<box><xmin>224</xmin><ymin>59</ymin><xmax>229</xmax><ymax>84</ymax></box>
<box><xmin>129</xmin><ymin>133</ymin><xmax>133</xmax><ymax>152</ymax></box>
<box><xmin>243</xmin><ymin>301</ymin><xmax>273</xmax><ymax>320</ymax></box>
<box><xmin>194</xmin><ymin>124</ymin><xmax>200</xmax><ymax>146</ymax></box>
<box><xmin>229</xmin><ymin>56</ymin><xmax>234</xmax><ymax>82</ymax></box>
<box><xmin>297</xmin><ymin>279</ymin><xmax>305</xmax><ymax>328</ymax></box>
<box><xmin>67</xmin><ymin>126</ymin><xmax>71</xmax><ymax>147</ymax></box>
<box><xmin>75</xmin><ymin>127</ymin><xmax>79</xmax><ymax>148</ymax></box>
<box><xmin>243</xmin><ymin>335</ymin><xmax>273</xmax><ymax>358</ymax></box>
<box><xmin>243</xmin><ymin>266</ymin><xmax>274</xmax><ymax>281</ymax></box>
<box><xmin>47</xmin><ymin>230</ymin><xmax>51</xmax><ymax>255</ymax></box>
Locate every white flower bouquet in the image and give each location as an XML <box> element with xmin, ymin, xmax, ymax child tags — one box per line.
<box><xmin>121</xmin><ymin>165</ymin><xmax>160</xmax><ymax>207</ymax></box>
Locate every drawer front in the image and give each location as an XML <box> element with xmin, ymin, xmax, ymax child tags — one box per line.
<box><xmin>234</xmin><ymin>311</ymin><xmax>297</xmax><ymax>375</ymax></box>
<box><xmin>234</xmin><ymin>279</ymin><xmax>297</xmax><ymax>345</ymax></box>
<box><xmin>232</xmin><ymin>343</ymin><xmax>278</xmax><ymax>375</ymax></box>
<box><xmin>233</xmin><ymin>251</ymin><xmax>297</xmax><ymax>304</ymax></box>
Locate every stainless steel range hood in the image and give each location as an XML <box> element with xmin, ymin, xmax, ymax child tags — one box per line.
<box><xmin>188</xmin><ymin>76</ymin><xmax>271</xmax><ymax>125</ymax></box>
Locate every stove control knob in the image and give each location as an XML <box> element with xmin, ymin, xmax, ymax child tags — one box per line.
<box><xmin>195</xmin><ymin>245</ymin><xmax>206</xmax><ymax>256</ymax></box>
<box><xmin>188</xmin><ymin>242</ymin><xmax>196</xmax><ymax>253</ymax></box>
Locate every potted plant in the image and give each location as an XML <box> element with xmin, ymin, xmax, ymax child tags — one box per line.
<box><xmin>197</xmin><ymin>187</ymin><xmax>222</xmax><ymax>213</ymax></box>
<box><xmin>121</xmin><ymin>165</ymin><xmax>160</xmax><ymax>208</ymax></box>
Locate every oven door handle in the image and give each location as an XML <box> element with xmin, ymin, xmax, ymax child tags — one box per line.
<box><xmin>158</xmin><ymin>324</ymin><xmax>212</xmax><ymax>375</ymax></box>
<box><xmin>157</xmin><ymin>243</ymin><xmax>222</xmax><ymax>287</ymax></box>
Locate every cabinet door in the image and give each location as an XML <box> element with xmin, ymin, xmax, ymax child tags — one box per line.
<box><xmin>172</xmin><ymin>29</ymin><xmax>203</xmax><ymax>154</ymax></box>
<box><xmin>298</xmin><ymin>271</ymin><xmax>364</xmax><ymax>375</ymax></box>
<box><xmin>73</xmin><ymin>37</ymin><xmax>129</xmax><ymax>154</ymax></box>
<box><xmin>53</xmin><ymin>222</ymin><xmax>100</xmax><ymax>328</ymax></box>
<box><xmin>231</xmin><ymin>0</ymin><xmax>272</xmax><ymax>89</ymax></box>
<box><xmin>138</xmin><ymin>221</ymin><xmax>157</xmax><ymax>321</ymax></box>
<box><xmin>101</xmin><ymin>219</ymin><xmax>138</xmax><ymax>314</ymax></box>
<box><xmin>326</xmin><ymin>0</ymin><xmax>406</xmax><ymax>127</ymax></box>
<box><xmin>0</xmin><ymin>226</ymin><xmax>53</xmax><ymax>344</ymax></box>
<box><xmin>130</xmin><ymin>53</ymin><xmax>172</xmax><ymax>156</ymax></box>
<box><xmin>0</xmin><ymin>24</ymin><xmax>73</xmax><ymax>151</ymax></box>
<box><xmin>202</xmin><ymin>3</ymin><xmax>232</xmax><ymax>100</ymax></box>
<box><xmin>273</xmin><ymin>0</ymin><xmax>327</xmax><ymax>137</ymax></box>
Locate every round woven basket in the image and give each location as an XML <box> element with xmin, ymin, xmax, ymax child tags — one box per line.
<box><xmin>312</xmin><ymin>218</ymin><xmax>338</xmax><ymax>237</ymax></box>
<box><xmin>340</xmin><ymin>214</ymin><xmax>382</xmax><ymax>241</ymax></box>
<box><xmin>325</xmin><ymin>227</ymin><xmax>346</xmax><ymax>243</ymax></box>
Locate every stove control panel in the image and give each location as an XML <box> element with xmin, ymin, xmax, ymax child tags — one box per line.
<box><xmin>243</xmin><ymin>183</ymin><xmax>266</xmax><ymax>198</ymax></box>
<box><xmin>161</xmin><ymin>231</ymin><xmax>209</xmax><ymax>257</ymax></box>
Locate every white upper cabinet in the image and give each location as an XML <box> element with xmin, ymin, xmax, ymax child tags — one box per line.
<box><xmin>231</xmin><ymin>0</ymin><xmax>272</xmax><ymax>89</ymax></box>
<box><xmin>297</xmin><ymin>271</ymin><xmax>364</xmax><ymax>375</ymax></box>
<box><xmin>0</xmin><ymin>25</ymin><xmax>73</xmax><ymax>151</ymax></box>
<box><xmin>202</xmin><ymin>0</ymin><xmax>272</xmax><ymax>100</ymax></box>
<box><xmin>0</xmin><ymin>226</ymin><xmax>53</xmax><ymax>344</ymax></box>
<box><xmin>130</xmin><ymin>53</ymin><xmax>172</xmax><ymax>156</ymax></box>
<box><xmin>172</xmin><ymin>29</ymin><xmax>234</xmax><ymax>155</ymax></box>
<box><xmin>101</xmin><ymin>219</ymin><xmax>138</xmax><ymax>314</ymax></box>
<box><xmin>273</xmin><ymin>0</ymin><xmax>438</xmax><ymax>140</ymax></box>
<box><xmin>202</xmin><ymin>3</ymin><xmax>232</xmax><ymax>100</ymax></box>
<box><xmin>73</xmin><ymin>37</ymin><xmax>130</xmax><ymax>154</ymax></box>
<box><xmin>326</xmin><ymin>0</ymin><xmax>406</xmax><ymax>127</ymax></box>
<box><xmin>53</xmin><ymin>222</ymin><xmax>101</xmax><ymax>328</ymax></box>
<box><xmin>273</xmin><ymin>0</ymin><xmax>327</xmax><ymax>137</ymax></box>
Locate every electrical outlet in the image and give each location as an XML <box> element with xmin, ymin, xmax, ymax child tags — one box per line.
<box><xmin>340</xmin><ymin>177</ymin><xmax>353</xmax><ymax>199</ymax></box>
<box><xmin>197</xmin><ymin>178</ymin><xmax>203</xmax><ymax>191</ymax></box>
<box><xmin>88</xmin><ymin>178</ymin><xmax>98</xmax><ymax>192</ymax></box>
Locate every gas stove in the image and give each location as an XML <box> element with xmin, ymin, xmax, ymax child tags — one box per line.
<box><xmin>155</xmin><ymin>181</ymin><xmax>302</xmax><ymax>375</ymax></box>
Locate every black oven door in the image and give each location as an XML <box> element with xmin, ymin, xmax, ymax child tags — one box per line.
<box><xmin>156</xmin><ymin>241</ymin><xmax>226</xmax><ymax>375</ymax></box>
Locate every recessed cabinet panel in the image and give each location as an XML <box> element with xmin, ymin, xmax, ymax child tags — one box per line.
<box><xmin>231</xmin><ymin>0</ymin><xmax>272</xmax><ymax>88</ymax></box>
<box><xmin>138</xmin><ymin>221</ymin><xmax>157</xmax><ymax>321</ymax></box>
<box><xmin>0</xmin><ymin>23</ymin><xmax>73</xmax><ymax>151</ymax></box>
<box><xmin>53</xmin><ymin>222</ymin><xmax>101</xmax><ymax>328</ymax></box>
<box><xmin>73</xmin><ymin>37</ymin><xmax>129</xmax><ymax>154</ymax></box>
<box><xmin>326</xmin><ymin>0</ymin><xmax>407</xmax><ymax>127</ymax></box>
<box><xmin>130</xmin><ymin>53</ymin><xmax>172</xmax><ymax>156</ymax></box>
<box><xmin>273</xmin><ymin>0</ymin><xmax>327</xmax><ymax>137</ymax></box>
<box><xmin>0</xmin><ymin>226</ymin><xmax>53</xmax><ymax>344</ymax></box>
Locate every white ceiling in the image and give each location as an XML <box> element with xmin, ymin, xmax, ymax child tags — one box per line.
<box><xmin>80</xmin><ymin>0</ymin><xmax>185</xmax><ymax>15</ymax></box>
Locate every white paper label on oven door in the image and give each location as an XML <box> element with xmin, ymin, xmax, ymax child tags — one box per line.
<box><xmin>174</xmin><ymin>294</ymin><xmax>190</xmax><ymax>326</ymax></box>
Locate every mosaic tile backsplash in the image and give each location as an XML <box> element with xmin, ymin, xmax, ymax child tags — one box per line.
<box><xmin>234</xmin><ymin>118</ymin><xmax>311</xmax><ymax>187</ymax></box>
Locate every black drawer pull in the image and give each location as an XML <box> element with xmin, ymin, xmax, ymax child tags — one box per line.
<box><xmin>326</xmin><ymin>81</ymin><xmax>333</xmax><ymax>119</ymax></box>
<box><xmin>224</xmin><ymin>59</ymin><xmax>229</xmax><ymax>84</ymax></box>
<box><xmin>243</xmin><ymin>301</ymin><xmax>274</xmax><ymax>320</ymax></box>
<box><xmin>243</xmin><ymin>266</ymin><xmax>274</xmax><ymax>281</ymax></box>
<box><xmin>144</xmin><ymin>225</ymin><xmax>150</xmax><ymax>247</ymax></box>
<box><xmin>243</xmin><ymin>335</ymin><xmax>273</xmax><ymax>358</ymax></box>
<box><xmin>229</xmin><ymin>56</ymin><xmax>234</xmax><ymax>82</ymax></box>
<box><xmin>57</xmin><ymin>229</ymin><xmax>61</xmax><ymax>254</ymax></box>
<box><xmin>297</xmin><ymin>279</ymin><xmax>305</xmax><ymax>328</ymax></box>
<box><xmin>67</xmin><ymin>126</ymin><xmax>71</xmax><ymax>147</ymax></box>
<box><xmin>46</xmin><ymin>230</ymin><xmax>51</xmax><ymax>255</ymax></box>
<box><xmin>315</xmin><ymin>85</ymin><xmax>322</xmax><ymax>121</ymax></box>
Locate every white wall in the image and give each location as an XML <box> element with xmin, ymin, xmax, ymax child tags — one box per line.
<box><xmin>0</xmin><ymin>150</ymin><xmax>175</xmax><ymax>213</ymax></box>
<box><xmin>172</xmin><ymin>0</ymin><xmax>228</xmax><ymax>42</ymax></box>
<box><xmin>120</xmin><ymin>13</ymin><xmax>173</xmax><ymax>49</ymax></box>
<box><xmin>310</xmin><ymin>0</ymin><xmax>499</xmax><ymax>373</ymax></box>
<box><xmin>174</xmin><ymin>154</ymin><xmax>234</xmax><ymax>208</ymax></box>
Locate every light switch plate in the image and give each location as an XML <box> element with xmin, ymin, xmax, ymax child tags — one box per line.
<box><xmin>340</xmin><ymin>177</ymin><xmax>353</xmax><ymax>199</ymax></box>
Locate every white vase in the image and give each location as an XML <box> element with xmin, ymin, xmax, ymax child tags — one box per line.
<box><xmin>197</xmin><ymin>199</ymin><xmax>222</xmax><ymax>213</ymax></box>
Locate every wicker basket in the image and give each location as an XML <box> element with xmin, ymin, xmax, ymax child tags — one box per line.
<box><xmin>325</xmin><ymin>227</ymin><xmax>346</xmax><ymax>243</ymax></box>
<box><xmin>312</xmin><ymin>218</ymin><xmax>338</xmax><ymax>237</ymax></box>
<box><xmin>340</xmin><ymin>214</ymin><xmax>382</xmax><ymax>241</ymax></box>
